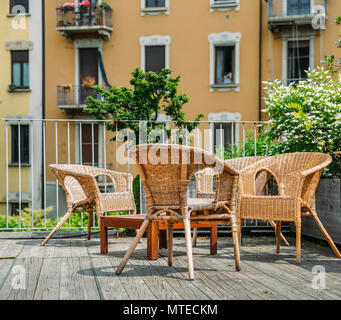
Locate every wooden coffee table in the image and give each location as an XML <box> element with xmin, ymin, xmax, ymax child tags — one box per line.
<box><xmin>100</xmin><ymin>215</ymin><xmax>218</xmax><ymax>260</ymax></box>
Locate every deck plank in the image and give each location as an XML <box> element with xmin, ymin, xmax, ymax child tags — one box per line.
<box><xmin>34</xmin><ymin>258</ymin><xmax>61</xmax><ymax>300</ymax></box>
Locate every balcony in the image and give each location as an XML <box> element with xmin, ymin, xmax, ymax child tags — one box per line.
<box><xmin>266</xmin><ymin>0</ymin><xmax>326</xmax><ymax>32</ymax></box>
<box><xmin>57</xmin><ymin>85</ymin><xmax>101</xmax><ymax>112</ymax></box>
<box><xmin>56</xmin><ymin>4</ymin><xmax>113</xmax><ymax>40</ymax></box>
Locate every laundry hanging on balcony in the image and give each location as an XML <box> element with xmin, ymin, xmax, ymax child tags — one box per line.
<box><xmin>98</xmin><ymin>51</ymin><xmax>112</xmax><ymax>89</ymax></box>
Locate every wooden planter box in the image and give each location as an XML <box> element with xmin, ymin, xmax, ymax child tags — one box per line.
<box><xmin>301</xmin><ymin>179</ymin><xmax>341</xmax><ymax>244</ymax></box>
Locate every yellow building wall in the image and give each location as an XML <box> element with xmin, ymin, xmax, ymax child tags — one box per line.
<box><xmin>0</xmin><ymin>10</ymin><xmax>31</xmax><ymax>214</ymax></box>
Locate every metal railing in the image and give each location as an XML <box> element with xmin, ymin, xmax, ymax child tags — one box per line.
<box><xmin>267</xmin><ymin>0</ymin><xmax>325</xmax><ymax>18</ymax></box>
<box><xmin>57</xmin><ymin>85</ymin><xmax>100</xmax><ymax>108</ymax></box>
<box><xmin>56</xmin><ymin>5</ymin><xmax>113</xmax><ymax>29</ymax></box>
<box><xmin>0</xmin><ymin>118</ymin><xmax>276</xmax><ymax>231</ymax></box>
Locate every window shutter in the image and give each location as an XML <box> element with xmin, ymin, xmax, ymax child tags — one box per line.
<box><xmin>145</xmin><ymin>46</ymin><xmax>166</xmax><ymax>74</ymax></box>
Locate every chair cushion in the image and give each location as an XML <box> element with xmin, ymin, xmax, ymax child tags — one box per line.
<box><xmin>187</xmin><ymin>198</ymin><xmax>215</xmax><ymax>211</ymax></box>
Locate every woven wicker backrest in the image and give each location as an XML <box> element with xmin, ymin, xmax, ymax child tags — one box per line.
<box><xmin>49</xmin><ymin>164</ymin><xmax>102</xmax><ymax>205</ymax></box>
<box><xmin>132</xmin><ymin>144</ymin><xmax>237</xmax><ymax>208</ymax></box>
<box><xmin>240</xmin><ymin>152</ymin><xmax>332</xmax><ymax>200</ymax></box>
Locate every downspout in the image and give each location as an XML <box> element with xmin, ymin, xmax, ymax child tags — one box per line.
<box><xmin>41</xmin><ymin>0</ymin><xmax>46</xmax><ymax>210</ymax></box>
<box><xmin>258</xmin><ymin>0</ymin><xmax>263</xmax><ymax>122</ymax></box>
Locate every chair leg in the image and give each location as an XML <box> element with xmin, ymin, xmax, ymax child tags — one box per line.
<box><xmin>88</xmin><ymin>210</ymin><xmax>93</xmax><ymax>240</ymax></box>
<box><xmin>231</xmin><ymin>216</ymin><xmax>241</xmax><ymax>272</ymax></box>
<box><xmin>295</xmin><ymin>221</ymin><xmax>301</xmax><ymax>264</ymax></box>
<box><xmin>168</xmin><ymin>222</ymin><xmax>174</xmax><ymax>266</ymax></box>
<box><xmin>41</xmin><ymin>211</ymin><xmax>72</xmax><ymax>246</ymax></box>
<box><xmin>238</xmin><ymin>218</ymin><xmax>243</xmax><ymax>246</ymax></box>
<box><xmin>116</xmin><ymin>219</ymin><xmax>150</xmax><ymax>275</ymax></box>
<box><xmin>311</xmin><ymin>211</ymin><xmax>341</xmax><ymax>258</ymax></box>
<box><xmin>192</xmin><ymin>228</ymin><xmax>198</xmax><ymax>247</ymax></box>
<box><xmin>276</xmin><ymin>221</ymin><xmax>282</xmax><ymax>254</ymax></box>
<box><xmin>183</xmin><ymin>216</ymin><xmax>194</xmax><ymax>280</ymax></box>
<box><xmin>269</xmin><ymin>220</ymin><xmax>290</xmax><ymax>246</ymax></box>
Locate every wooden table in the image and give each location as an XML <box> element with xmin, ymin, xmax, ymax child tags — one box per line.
<box><xmin>100</xmin><ymin>215</ymin><xmax>218</xmax><ymax>260</ymax></box>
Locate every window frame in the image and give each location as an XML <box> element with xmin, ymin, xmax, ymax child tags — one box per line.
<box><xmin>11</xmin><ymin>50</ymin><xmax>29</xmax><ymax>89</ymax></box>
<box><xmin>140</xmin><ymin>35</ymin><xmax>171</xmax><ymax>72</ymax></box>
<box><xmin>208</xmin><ymin>112</ymin><xmax>241</xmax><ymax>155</ymax></box>
<box><xmin>209</xmin><ymin>32</ymin><xmax>241</xmax><ymax>93</ymax></box>
<box><xmin>209</xmin><ymin>0</ymin><xmax>240</xmax><ymax>13</ymax></box>
<box><xmin>141</xmin><ymin>0</ymin><xmax>169</xmax><ymax>16</ymax></box>
<box><xmin>281</xmin><ymin>30</ymin><xmax>315</xmax><ymax>85</ymax></box>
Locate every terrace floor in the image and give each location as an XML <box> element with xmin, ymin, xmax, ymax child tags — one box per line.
<box><xmin>0</xmin><ymin>231</ymin><xmax>340</xmax><ymax>300</ymax></box>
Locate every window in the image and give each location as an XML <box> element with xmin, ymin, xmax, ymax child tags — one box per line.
<box><xmin>140</xmin><ymin>35</ymin><xmax>171</xmax><ymax>72</ymax></box>
<box><xmin>214</xmin><ymin>123</ymin><xmax>233</xmax><ymax>152</ymax></box>
<box><xmin>11</xmin><ymin>50</ymin><xmax>29</xmax><ymax>88</ymax></box>
<box><xmin>81</xmin><ymin>124</ymin><xmax>99</xmax><ymax>166</ymax></box>
<box><xmin>208</xmin><ymin>112</ymin><xmax>241</xmax><ymax>155</ymax></box>
<box><xmin>146</xmin><ymin>0</ymin><xmax>165</xmax><ymax>8</ymax></box>
<box><xmin>210</xmin><ymin>0</ymin><xmax>240</xmax><ymax>13</ymax></box>
<box><xmin>209</xmin><ymin>32</ymin><xmax>241</xmax><ymax>92</ymax></box>
<box><xmin>287</xmin><ymin>40</ymin><xmax>310</xmax><ymax>83</ymax></box>
<box><xmin>11</xmin><ymin>124</ymin><xmax>30</xmax><ymax>164</ymax></box>
<box><xmin>215</xmin><ymin>46</ymin><xmax>235</xmax><ymax>84</ymax></box>
<box><xmin>141</xmin><ymin>0</ymin><xmax>169</xmax><ymax>16</ymax></box>
<box><xmin>287</xmin><ymin>0</ymin><xmax>311</xmax><ymax>16</ymax></box>
<box><xmin>10</xmin><ymin>202</ymin><xmax>29</xmax><ymax>216</ymax></box>
<box><xmin>145</xmin><ymin>46</ymin><xmax>166</xmax><ymax>74</ymax></box>
<box><xmin>10</xmin><ymin>0</ymin><xmax>29</xmax><ymax>14</ymax></box>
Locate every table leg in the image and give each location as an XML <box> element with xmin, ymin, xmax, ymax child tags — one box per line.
<box><xmin>159</xmin><ymin>229</ymin><xmax>168</xmax><ymax>249</ymax></box>
<box><xmin>210</xmin><ymin>225</ymin><xmax>218</xmax><ymax>255</ymax></box>
<box><xmin>100</xmin><ymin>220</ymin><xmax>108</xmax><ymax>254</ymax></box>
<box><xmin>147</xmin><ymin>221</ymin><xmax>159</xmax><ymax>260</ymax></box>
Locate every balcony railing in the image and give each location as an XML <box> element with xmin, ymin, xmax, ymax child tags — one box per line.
<box><xmin>57</xmin><ymin>85</ymin><xmax>104</xmax><ymax>110</ymax></box>
<box><xmin>56</xmin><ymin>5</ymin><xmax>113</xmax><ymax>40</ymax></box>
<box><xmin>0</xmin><ymin>118</ymin><xmax>275</xmax><ymax>231</ymax></box>
<box><xmin>267</xmin><ymin>0</ymin><xmax>326</xmax><ymax>31</ymax></box>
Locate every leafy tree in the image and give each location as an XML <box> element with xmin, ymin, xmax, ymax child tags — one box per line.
<box><xmin>85</xmin><ymin>68</ymin><xmax>204</xmax><ymax>142</ymax></box>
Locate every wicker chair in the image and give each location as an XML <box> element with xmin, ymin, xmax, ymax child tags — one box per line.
<box><xmin>237</xmin><ymin>152</ymin><xmax>341</xmax><ymax>263</ymax></box>
<box><xmin>115</xmin><ymin>144</ymin><xmax>241</xmax><ymax>280</ymax></box>
<box><xmin>194</xmin><ymin>156</ymin><xmax>289</xmax><ymax>246</ymax></box>
<box><xmin>41</xmin><ymin>164</ymin><xmax>136</xmax><ymax>246</ymax></box>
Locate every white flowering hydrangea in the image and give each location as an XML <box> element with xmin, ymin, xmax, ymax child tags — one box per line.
<box><xmin>263</xmin><ymin>67</ymin><xmax>341</xmax><ymax>177</ymax></box>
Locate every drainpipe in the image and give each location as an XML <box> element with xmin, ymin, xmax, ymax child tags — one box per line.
<box><xmin>258</xmin><ymin>0</ymin><xmax>263</xmax><ymax>123</ymax></box>
<box><xmin>41</xmin><ymin>0</ymin><xmax>46</xmax><ymax>210</ymax></box>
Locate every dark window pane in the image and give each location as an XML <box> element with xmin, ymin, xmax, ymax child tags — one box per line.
<box><xmin>10</xmin><ymin>0</ymin><xmax>29</xmax><ymax>13</ymax></box>
<box><xmin>215</xmin><ymin>46</ymin><xmax>234</xmax><ymax>84</ymax></box>
<box><xmin>288</xmin><ymin>40</ymin><xmax>310</xmax><ymax>83</ymax></box>
<box><xmin>81</xmin><ymin>124</ymin><xmax>99</xmax><ymax>166</ymax></box>
<box><xmin>287</xmin><ymin>0</ymin><xmax>310</xmax><ymax>15</ymax></box>
<box><xmin>145</xmin><ymin>46</ymin><xmax>165</xmax><ymax>74</ymax></box>
<box><xmin>214</xmin><ymin>123</ymin><xmax>232</xmax><ymax>152</ymax></box>
<box><xmin>11</xmin><ymin>124</ymin><xmax>30</xmax><ymax>164</ymax></box>
<box><xmin>79</xmin><ymin>48</ymin><xmax>98</xmax><ymax>103</ymax></box>
<box><xmin>11</xmin><ymin>202</ymin><xmax>29</xmax><ymax>216</ymax></box>
<box><xmin>146</xmin><ymin>0</ymin><xmax>165</xmax><ymax>7</ymax></box>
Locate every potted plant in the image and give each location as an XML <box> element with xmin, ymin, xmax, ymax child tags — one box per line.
<box><xmin>82</xmin><ymin>76</ymin><xmax>96</xmax><ymax>88</ymax></box>
<box><xmin>8</xmin><ymin>83</ymin><xmax>17</xmax><ymax>92</ymax></box>
<box><xmin>57</xmin><ymin>20</ymin><xmax>65</xmax><ymax>27</ymax></box>
<box><xmin>62</xmin><ymin>2</ymin><xmax>75</xmax><ymax>12</ymax></box>
<box><xmin>99</xmin><ymin>2</ymin><xmax>111</xmax><ymax>10</ymax></box>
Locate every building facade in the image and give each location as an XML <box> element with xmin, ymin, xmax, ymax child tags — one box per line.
<box><xmin>0</xmin><ymin>0</ymin><xmax>43</xmax><ymax>216</ymax></box>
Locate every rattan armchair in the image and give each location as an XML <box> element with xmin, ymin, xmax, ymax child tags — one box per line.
<box><xmin>115</xmin><ymin>144</ymin><xmax>241</xmax><ymax>280</ymax></box>
<box><xmin>42</xmin><ymin>164</ymin><xmax>136</xmax><ymax>246</ymax></box>
<box><xmin>194</xmin><ymin>156</ymin><xmax>289</xmax><ymax>246</ymax></box>
<box><xmin>237</xmin><ymin>152</ymin><xmax>341</xmax><ymax>263</ymax></box>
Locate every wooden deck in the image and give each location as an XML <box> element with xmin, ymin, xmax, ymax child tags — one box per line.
<box><xmin>0</xmin><ymin>231</ymin><xmax>341</xmax><ymax>300</ymax></box>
